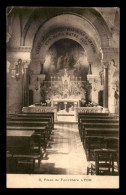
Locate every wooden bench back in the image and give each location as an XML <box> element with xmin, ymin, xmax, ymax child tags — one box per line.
<box><xmin>7</xmin><ymin>121</ymin><xmax>49</xmax><ymax>127</ymax></box>
<box><xmin>82</xmin><ymin>123</ymin><xmax>119</xmax><ymax>128</ymax></box>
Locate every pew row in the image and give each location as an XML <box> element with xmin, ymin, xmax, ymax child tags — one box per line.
<box><xmin>77</xmin><ymin>112</ymin><xmax>119</xmax><ymax>175</ymax></box>
<box><xmin>6</xmin><ymin>130</ymin><xmax>42</xmax><ymax>173</ymax></box>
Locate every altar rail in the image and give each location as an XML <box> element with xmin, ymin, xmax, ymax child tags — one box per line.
<box><xmin>77</xmin><ymin>106</ymin><xmax>103</xmax><ymax>113</ymax></box>
<box><xmin>22</xmin><ymin>106</ymin><xmax>57</xmax><ymax>121</ymax></box>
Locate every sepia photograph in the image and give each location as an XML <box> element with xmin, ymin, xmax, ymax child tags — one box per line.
<box><xmin>6</xmin><ymin>6</ymin><xmax>120</xmax><ymax>188</ymax></box>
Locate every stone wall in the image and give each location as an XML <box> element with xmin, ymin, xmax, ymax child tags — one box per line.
<box><xmin>8</xmin><ymin>75</ymin><xmax>23</xmax><ymax>114</ymax></box>
<box><xmin>7</xmin><ymin>50</ymin><xmax>31</xmax><ymax>114</ymax></box>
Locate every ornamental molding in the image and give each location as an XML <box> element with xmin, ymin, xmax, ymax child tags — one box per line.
<box><xmin>7</xmin><ymin>46</ymin><xmax>32</xmax><ymax>53</ymax></box>
<box><xmin>102</xmin><ymin>47</ymin><xmax>119</xmax><ymax>53</ymax></box>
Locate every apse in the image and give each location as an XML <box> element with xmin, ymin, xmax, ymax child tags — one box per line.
<box><xmin>43</xmin><ymin>38</ymin><xmax>89</xmax><ymax>81</ymax></box>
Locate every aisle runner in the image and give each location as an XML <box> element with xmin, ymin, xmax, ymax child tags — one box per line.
<box><xmin>36</xmin><ymin>123</ymin><xmax>87</xmax><ymax>174</ymax></box>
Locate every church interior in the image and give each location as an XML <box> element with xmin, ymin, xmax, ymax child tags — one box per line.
<box><xmin>6</xmin><ymin>7</ymin><xmax>119</xmax><ymax>176</ymax></box>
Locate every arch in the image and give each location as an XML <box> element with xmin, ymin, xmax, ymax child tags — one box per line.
<box><xmin>22</xmin><ymin>8</ymin><xmax>111</xmax><ymax>48</ymax></box>
<box><xmin>30</xmin><ymin>14</ymin><xmax>104</xmax><ymax>63</ymax></box>
<box><xmin>31</xmin><ymin>32</ymin><xmax>98</xmax><ymax>63</ymax></box>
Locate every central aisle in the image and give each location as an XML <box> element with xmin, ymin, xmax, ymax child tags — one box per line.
<box><xmin>35</xmin><ymin>123</ymin><xmax>87</xmax><ymax>174</ymax></box>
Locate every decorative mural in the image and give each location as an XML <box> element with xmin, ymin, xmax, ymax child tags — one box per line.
<box><xmin>43</xmin><ymin>39</ymin><xmax>89</xmax><ymax>80</ymax></box>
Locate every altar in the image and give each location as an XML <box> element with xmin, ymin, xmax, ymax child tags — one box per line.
<box><xmin>52</xmin><ymin>99</ymin><xmax>80</xmax><ymax>115</ymax></box>
<box><xmin>49</xmin><ymin>69</ymin><xmax>83</xmax><ymax>121</ymax></box>
<box><xmin>27</xmin><ymin>69</ymin><xmax>103</xmax><ymax>122</ymax></box>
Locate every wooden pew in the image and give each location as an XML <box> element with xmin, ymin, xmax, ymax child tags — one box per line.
<box><xmin>8</xmin><ymin>113</ymin><xmax>54</xmax><ymax>129</ymax></box>
<box><xmin>78</xmin><ymin>113</ymin><xmax>115</xmax><ymax>127</ymax></box>
<box><xmin>81</xmin><ymin>123</ymin><xmax>119</xmax><ymax>161</ymax></box>
<box><xmin>83</xmin><ymin>129</ymin><xmax>119</xmax><ymax>165</ymax></box>
<box><xmin>7</xmin><ymin>113</ymin><xmax>54</xmax><ymax>150</ymax></box>
<box><xmin>78</xmin><ymin>113</ymin><xmax>119</xmax><ymax>175</ymax></box>
<box><xmin>7</xmin><ymin>126</ymin><xmax>49</xmax><ymax>151</ymax></box>
<box><xmin>78</xmin><ymin>113</ymin><xmax>110</xmax><ymax>122</ymax></box>
<box><xmin>84</xmin><ymin>128</ymin><xmax>119</xmax><ymax>145</ymax></box>
<box><xmin>7</xmin><ymin>130</ymin><xmax>41</xmax><ymax>173</ymax></box>
<box><xmin>80</xmin><ymin>121</ymin><xmax>119</xmax><ymax>141</ymax></box>
<box><xmin>78</xmin><ymin>115</ymin><xmax>115</xmax><ymax>124</ymax></box>
<box><xmin>79</xmin><ymin>118</ymin><xmax>119</xmax><ymax>136</ymax></box>
<box><xmin>80</xmin><ymin>119</ymin><xmax>119</xmax><ymax>123</ymax></box>
<box><xmin>7</xmin><ymin>120</ymin><xmax>49</xmax><ymax>127</ymax></box>
<box><xmin>79</xmin><ymin>116</ymin><xmax>116</xmax><ymax>121</ymax></box>
<box><xmin>7</xmin><ymin>116</ymin><xmax>53</xmax><ymax>131</ymax></box>
<box><xmin>84</xmin><ymin>129</ymin><xmax>119</xmax><ymax>160</ymax></box>
<box><xmin>87</xmin><ymin>148</ymin><xmax>118</xmax><ymax>175</ymax></box>
<box><xmin>7</xmin><ymin>119</ymin><xmax>51</xmax><ymax>133</ymax></box>
<box><xmin>7</xmin><ymin>120</ymin><xmax>51</xmax><ymax>150</ymax></box>
<box><xmin>8</xmin><ymin>112</ymin><xmax>54</xmax><ymax>129</ymax></box>
<box><xmin>78</xmin><ymin>113</ymin><xmax>109</xmax><ymax>116</ymax></box>
<box><xmin>21</xmin><ymin>112</ymin><xmax>54</xmax><ymax>128</ymax></box>
<box><xmin>78</xmin><ymin>113</ymin><xmax>118</xmax><ymax>125</ymax></box>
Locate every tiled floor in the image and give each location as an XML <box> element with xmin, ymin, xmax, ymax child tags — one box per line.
<box><xmin>35</xmin><ymin>123</ymin><xmax>88</xmax><ymax>174</ymax></box>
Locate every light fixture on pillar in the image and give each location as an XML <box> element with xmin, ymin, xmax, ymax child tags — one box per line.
<box><xmin>10</xmin><ymin>59</ymin><xmax>24</xmax><ymax>81</ymax></box>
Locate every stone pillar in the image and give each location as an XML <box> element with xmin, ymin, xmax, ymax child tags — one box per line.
<box><xmin>58</xmin><ymin>102</ymin><xmax>62</xmax><ymax>111</ymax></box>
<box><xmin>103</xmin><ymin>62</ymin><xmax>109</xmax><ymax>112</ymax></box>
<box><xmin>22</xmin><ymin>61</ymin><xmax>30</xmax><ymax>107</ymax></box>
<box><xmin>54</xmin><ymin>101</ymin><xmax>58</xmax><ymax>121</ymax></box>
<box><xmin>88</xmin><ymin>62</ymin><xmax>92</xmax><ymax>74</ymax></box>
<box><xmin>107</xmin><ymin>60</ymin><xmax>119</xmax><ymax>113</ymax></box>
<box><xmin>87</xmin><ymin>74</ymin><xmax>99</xmax><ymax>104</ymax></box>
<box><xmin>51</xmin><ymin>100</ymin><xmax>53</xmax><ymax>107</ymax></box>
<box><xmin>74</xmin><ymin>101</ymin><xmax>78</xmax><ymax>121</ymax></box>
<box><xmin>38</xmin><ymin>74</ymin><xmax>46</xmax><ymax>102</ymax></box>
<box><xmin>64</xmin><ymin>102</ymin><xmax>67</xmax><ymax>111</ymax></box>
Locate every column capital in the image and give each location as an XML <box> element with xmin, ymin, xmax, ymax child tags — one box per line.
<box><xmin>103</xmin><ymin>61</ymin><xmax>110</xmax><ymax>68</ymax></box>
<box><xmin>7</xmin><ymin>48</ymin><xmax>31</xmax><ymax>65</ymax></box>
<box><xmin>88</xmin><ymin>61</ymin><xmax>93</xmax><ymax>65</ymax></box>
<box><xmin>88</xmin><ymin>62</ymin><xmax>93</xmax><ymax>74</ymax></box>
<box><xmin>87</xmin><ymin>74</ymin><xmax>99</xmax><ymax>84</ymax></box>
<box><xmin>8</xmin><ymin>58</ymin><xmax>31</xmax><ymax>70</ymax></box>
<box><xmin>7</xmin><ymin>46</ymin><xmax>32</xmax><ymax>53</ymax></box>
